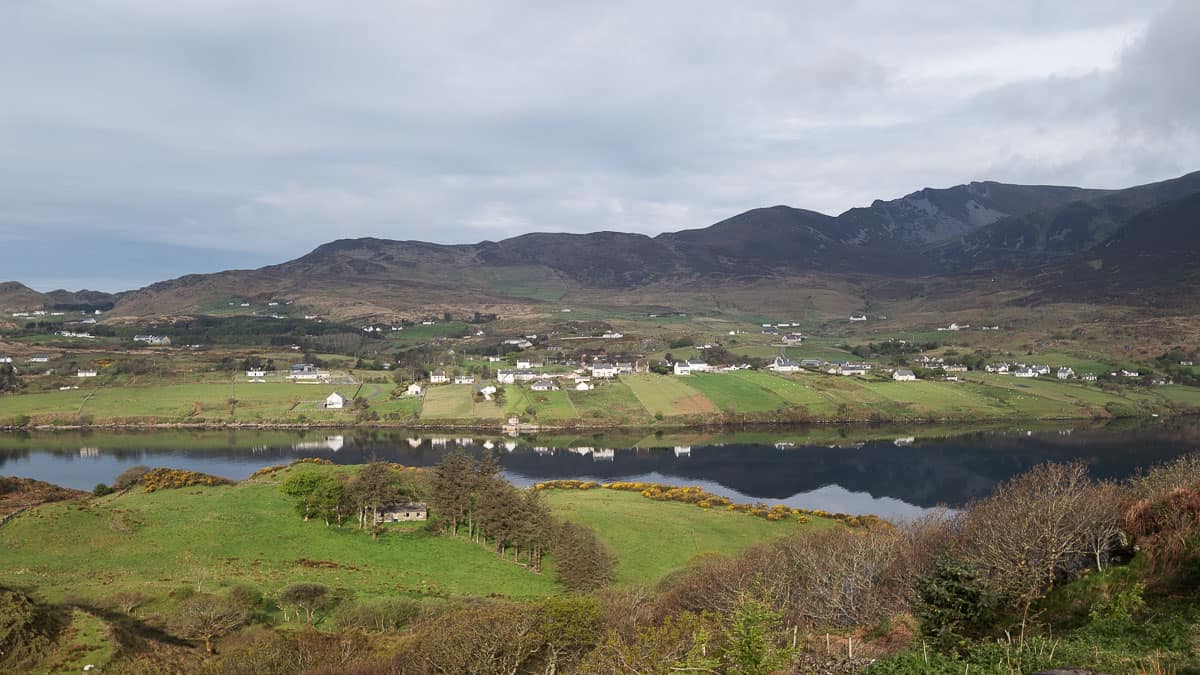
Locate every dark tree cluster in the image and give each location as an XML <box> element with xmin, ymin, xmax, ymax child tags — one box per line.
<box><xmin>281</xmin><ymin>462</ymin><xmax>425</xmax><ymax>539</ymax></box>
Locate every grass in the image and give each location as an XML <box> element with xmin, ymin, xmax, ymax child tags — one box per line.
<box><xmin>565</xmin><ymin>381</ymin><xmax>652</xmax><ymax>423</ymax></box>
<box><xmin>0</xmin><ymin>470</ymin><xmax>558</xmax><ymax>606</ymax></box>
<box><xmin>623</xmin><ymin>374</ymin><xmax>716</xmax><ymax>416</ymax></box>
<box><xmin>685</xmin><ymin>372</ymin><xmax>792</xmax><ymax>414</ymax></box>
<box><xmin>541</xmin><ymin>488</ymin><xmax>830</xmax><ymax>586</ymax></box>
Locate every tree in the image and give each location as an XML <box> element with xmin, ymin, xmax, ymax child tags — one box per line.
<box><xmin>112</xmin><ymin>465</ymin><xmax>151</xmax><ymax>490</ymax></box>
<box><xmin>554</xmin><ymin>521</ymin><xmax>616</xmax><ymax>592</ymax></box>
<box><xmin>169</xmin><ymin>594</ymin><xmax>247</xmax><ymax>654</ymax></box>
<box><xmin>276</xmin><ymin>583</ymin><xmax>332</xmax><ymax>624</ymax></box>
<box><xmin>0</xmin><ymin>365</ymin><xmax>21</xmax><ymax>394</ymax></box>
<box><xmin>724</xmin><ymin>595</ymin><xmax>793</xmax><ymax>675</ymax></box>
<box><xmin>345</xmin><ymin>462</ymin><xmax>410</xmax><ymax>536</ymax></box>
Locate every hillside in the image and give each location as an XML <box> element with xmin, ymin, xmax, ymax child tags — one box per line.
<box><xmin>4</xmin><ymin>171</ymin><xmax>1198</xmax><ymax>318</ymax></box>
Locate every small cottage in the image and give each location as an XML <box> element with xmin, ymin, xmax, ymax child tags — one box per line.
<box><xmin>325</xmin><ymin>392</ymin><xmax>348</xmax><ymax>409</ymax></box>
<box><xmin>374</xmin><ymin>503</ymin><xmax>428</xmax><ymax>523</ymax></box>
<box><xmin>893</xmin><ymin>369</ymin><xmax>916</xmax><ymax>382</ymax></box>
<box><xmin>405</xmin><ymin>383</ymin><xmax>424</xmax><ymax>397</ymax></box>
<box><xmin>430</xmin><ymin>370</ymin><xmax>449</xmax><ymax>384</ymax></box>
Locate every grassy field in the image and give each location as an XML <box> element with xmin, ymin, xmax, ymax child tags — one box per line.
<box><xmin>419</xmin><ymin>385</ymin><xmax>505</xmax><ymax>419</ymax></box>
<box><xmin>685</xmin><ymin>372</ymin><xmax>793</xmax><ymax>414</ymax></box>
<box><xmin>565</xmin><ymin>380</ymin><xmax>651</xmax><ymax>422</ymax></box>
<box><xmin>623</xmin><ymin>374</ymin><xmax>716</xmax><ymax>416</ymax></box>
<box><xmin>543</xmin><ymin>488</ymin><xmax>830</xmax><ymax>586</ymax></box>
<box><xmin>0</xmin><ymin>466</ymin><xmax>825</xmax><ymax>610</ymax></box>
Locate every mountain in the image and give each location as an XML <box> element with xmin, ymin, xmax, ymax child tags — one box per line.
<box><xmin>0</xmin><ymin>282</ymin><xmax>115</xmax><ymax>313</ymax></box>
<box><xmin>836</xmin><ymin>182</ymin><xmax>1110</xmax><ymax>246</ymax></box>
<box><xmin>1033</xmin><ymin>190</ymin><xmax>1200</xmax><ymax>305</ymax></box>
<box><xmin>934</xmin><ymin>171</ymin><xmax>1200</xmax><ymax>271</ymax></box>
<box><xmin>5</xmin><ymin>171</ymin><xmax>1198</xmax><ymax>318</ymax></box>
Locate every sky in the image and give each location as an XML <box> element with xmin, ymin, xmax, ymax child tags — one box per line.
<box><xmin>2</xmin><ymin>1</ymin><xmax>1198</xmax><ymax>292</ymax></box>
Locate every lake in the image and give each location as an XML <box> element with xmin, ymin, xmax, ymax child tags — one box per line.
<box><xmin>2</xmin><ymin>419</ymin><xmax>1197</xmax><ymax>520</ymax></box>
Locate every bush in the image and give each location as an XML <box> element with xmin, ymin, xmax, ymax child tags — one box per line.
<box><xmin>0</xmin><ymin>588</ymin><xmax>65</xmax><ymax>670</ymax></box>
<box><xmin>92</xmin><ymin>483</ymin><xmax>113</xmax><ymax>497</ymax></box>
<box><xmin>112</xmin><ymin>465</ymin><xmax>152</xmax><ymax>490</ymax></box>
<box><xmin>331</xmin><ymin>597</ymin><xmax>421</xmax><ymax>632</ymax></box>
<box><xmin>915</xmin><ymin>558</ymin><xmax>997</xmax><ymax>649</ymax></box>
<box><xmin>138</xmin><ymin>468</ymin><xmax>234</xmax><ymax>492</ymax></box>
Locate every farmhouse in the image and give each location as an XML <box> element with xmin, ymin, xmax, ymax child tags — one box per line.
<box><xmin>497</xmin><ymin>369</ymin><xmax>538</xmax><ymax>384</ymax></box>
<box><xmin>429</xmin><ymin>370</ymin><xmax>449</xmax><ymax>384</ymax></box>
<box><xmin>405</xmin><ymin>383</ymin><xmax>424</xmax><ymax>397</ymax></box>
<box><xmin>849</xmin><ymin>313</ymin><xmax>867</xmax><ymax>322</ymax></box>
<box><xmin>799</xmin><ymin>358</ymin><xmax>823</xmax><ymax>368</ymax></box>
<box><xmin>374</xmin><ymin>503</ymin><xmax>428</xmax><ymax>523</ymax></box>
<box><xmin>574</xmin><ymin>380</ymin><xmax>594</xmax><ymax>391</ymax></box>
<box><xmin>589</xmin><ymin>362</ymin><xmax>618</xmax><ymax>378</ymax></box>
<box><xmin>601</xmin><ymin>331</ymin><xmax>623</xmax><ymax>339</ymax></box>
<box><xmin>893</xmin><ymin>369</ymin><xmax>917</xmax><ymax>382</ymax></box>
<box><xmin>288</xmin><ymin>364</ymin><xmax>329</xmax><ymax>381</ymax></box>
<box><xmin>761</xmin><ymin>326</ymin><xmax>779</xmax><ymax>335</ymax></box>
<box><xmin>324</xmin><ymin>392</ymin><xmax>348</xmax><ymax>409</ymax></box>
<box><xmin>615</xmin><ymin>361</ymin><xmax>636</xmax><ymax>375</ymax></box>
<box><xmin>77</xmin><ymin>369</ymin><xmax>97</xmax><ymax>378</ymax></box>
<box><xmin>453</xmin><ymin>375</ymin><xmax>476</xmax><ymax>385</ymax></box>
<box><xmin>768</xmin><ymin>355</ymin><xmax>800</xmax><ymax>373</ymax></box>
<box><xmin>246</xmin><ymin>369</ymin><xmax>267</xmax><ymax>378</ymax></box>
<box><xmin>782</xmin><ymin>333</ymin><xmax>805</xmax><ymax>345</ymax></box>
<box><xmin>1082</xmin><ymin>373</ymin><xmax>1098</xmax><ymax>382</ymax></box>
<box><xmin>0</xmin><ymin>355</ymin><xmax>11</xmax><ymax>363</ymax></box>
<box><xmin>673</xmin><ymin>360</ymin><xmax>711</xmax><ymax>376</ymax></box>
<box><xmin>133</xmin><ymin>334</ymin><xmax>172</xmax><ymax>345</ymax></box>
<box><xmin>1013</xmin><ymin>367</ymin><xmax>1037</xmax><ymax>378</ymax></box>
<box><xmin>1057</xmin><ymin>367</ymin><xmax>1075</xmax><ymax>380</ymax></box>
<box><xmin>531</xmin><ymin>379</ymin><xmax>557</xmax><ymax>392</ymax></box>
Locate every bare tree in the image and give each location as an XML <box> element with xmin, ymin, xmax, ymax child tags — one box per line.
<box><xmin>169</xmin><ymin>594</ymin><xmax>247</xmax><ymax>654</ymax></box>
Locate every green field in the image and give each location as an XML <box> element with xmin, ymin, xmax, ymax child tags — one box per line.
<box><xmin>543</xmin><ymin>488</ymin><xmax>827</xmax><ymax>586</ymax></box>
<box><xmin>684</xmin><ymin>372</ymin><xmax>793</xmax><ymax>413</ymax></box>
<box><xmin>565</xmin><ymin>380</ymin><xmax>651</xmax><ymax>422</ymax></box>
<box><xmin>623</xmin><ymin>374</ymin><xmax>716</xmax><ymax>416</ymax></box>
<box><xmin>0</xmin><ymin>466</ymin><xmax>826</xmax><ymax>609</ymax></box>
<box><xmin>420</xmin><ymin>385</ymin><xmax>505</xmax><ymax>419</ymax></box>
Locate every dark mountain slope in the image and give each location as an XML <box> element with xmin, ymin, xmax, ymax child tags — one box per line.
<box><xmin>838</xmin><ymin>182</ymin><xmax>1108</xmax><ymax>246</ymax></box>
<box><xmin>1033</xmin><ymin>190</ymin><xmax>1200</xmax><ymax>305</ymax></box>
<box><xmin>935</xmin><ymin>171</ymin><xmax>1200</xmax><ymax>271</ymax></box>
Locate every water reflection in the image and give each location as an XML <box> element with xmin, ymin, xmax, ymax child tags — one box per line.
<box><xmin>1</xmin><ymin>419</ymin><xmax>1198</xmax><ymax>520</ymax></box>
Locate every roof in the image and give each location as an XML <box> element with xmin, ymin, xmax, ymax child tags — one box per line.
<box><xmin>895</xmin><ymin>369</ymin><xmax>915</xmax><ymax>376</ymax></box>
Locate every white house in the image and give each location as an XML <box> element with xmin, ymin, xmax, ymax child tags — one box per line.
<box><xmin>531</xmin><ymin>379</ymin><xmax>557</xmax><ymax>392</ymax></box>
<box><xmin>768</xmin><ymin>355</ymin><xmax>800</xmax><ymax>373</ymax></box>
<box><xmin>849</xmin><ymin>313</ymin><xmax>867</xmax><ymax>322</ymax></box>
<box><xmin>77</xmin><ymin>369</ymin><xmax>97</xmax><ymax>378</ymax></box>
<box><xmin>246</xmin><ymin>369</ymin><xmax>267</xmax><ymax>378</ymax></box>
<box><xmin>497</xmin><ymin>369</ymin><xmax>538</xmax><ymax>384</ymax></box>
<box><xmin>0</xmin><ymin>355</ymin><xmax>11</xmax><ymax>363</ymax></box>
<box><xmin>29</xmin><ymin>355</ymin><xmax>49</xmax><ymax>363</ymax></box>
<box><xmin>515</xmin><ymin>359</ymin><xmax>542</xmax><ymax>369</ymax></box>
<box><xmin>479</xmin><ymin>385</ymin><xmax>498</xmax><ymax>400</ymax></box>
<box><xmin>429</xmin><ymin>370</ymin><xmax>449</xmax><ymax>384</ymax></box>
<box><xmin>590</xmin><ymin>362</ymin><xmax>618</xmax><ymax>378</ymax></box>
<box><xmin>673</xmin><ymin>360</ymin><xmax>711</xmax><ymax>376</ymax></box>
<box><xmin>1013</xmin><ymin>367</ymin><xmax>1037</xmax><ymax>378</ymax></box>
<box><xmin>574</xmin><ymin>380</ymin><xmax>594</xmax><ymax>391</ymax></box>
<box><xmin>1082</xmin><ymin>373</ymin><xmax>1098</xmax><ymax>382</ymax></box>
<box><xmin>405</xmin><ymin>383</ymin><xmax>424</xmax><ymax>397</ymax></box>
<box><xmin>781</xmin><ymin>333</ymin><xmax>805</xmax><ymax>345</ymax></box>
<box><xmin>893</xmin><ymin>368</ymin><xmax>917</xmax><ymax>382</ymax></box>
<box><xmin>325</xmin><ymin>392</ymin><xmax>348</xmax><ymax>409</ymax></box>
<box><xmin>1057</xmin><ymin>367</ymin><xmax>1075</xmax><ymax>380</ymax></box>
<box><xmin>453</xmin><ymin>375</ymin><xmax>476</xmax><ymax>385</ymax></box>
<box><xmin>133</xmin><ymin>335</ymin><xmax>172</xmax><ymax>345</ymax></box>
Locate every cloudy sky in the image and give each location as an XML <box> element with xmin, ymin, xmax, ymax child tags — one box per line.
<box><xmin>2</xmin><ymin>0</ymin><xmax>1198</xmax><ymax>291</ymax></box>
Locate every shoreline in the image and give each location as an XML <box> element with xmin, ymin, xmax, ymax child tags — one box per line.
<box><xmin>1</xmin><ymin>408</ymin><xmax>1191</xmax><ymax>434</ymax></box>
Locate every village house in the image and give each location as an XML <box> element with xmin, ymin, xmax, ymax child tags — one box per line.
<box><xmin>782</xmin><ymin>333</ymin><xmax>805</xmax><ymax>345</ymax></box>
<box><xmin>497</xmin><ymin>369</ymin><xmax>538</xmax><ymax>384</ymax></box>
<box><xmin>937</xmin><ymin>323</ymin><xmax>970</xmax><ymax>332</ymax></box>
<box><xmin>453</xmin><ymin>375</ymin><xmax>475</xmax><ymax>385</ymax></box>
<box><xmin>77</xmin><ymin>369</ymin><xmax>97</xmax><ymax>378</ymax></box>
<box><xmin>324</xmin><ymin>392</ymin><xmax>349</xmax><ymax>409</ymax></box>
<box><xmin>1082</xmin><ymin>373</ymin><xmax>1098</xmax><ymax>382</ymax></box>
<box><xmin>825</xmin><ymin>361</ymin><xmax>870</xmax><ymax>376</ymax></box>
<box><xmin>531</xmin><ymin>379</ymin><xmax>557</xmax><ymax>392</ymax></box>
<box><xmin>246</xmin><ymin>368</ymin><xmax>267</xmax><ymax>378</ymax></box>
<box><xmin>673</xmin><ymin>360</ymin><xmax>711</xmax><ymax>376</ymax></box>
<box><xmin>589</xmin><ymin>362</ymin><xmax>618</xmax><ymax>378</ymax></box>
<box><xmin>374</xmin><ymin>503</ymin><xmax>428</xmax><ymax>523</ymax></box>
<box><xmin>429</xmin><ymin>370</ymin><xmax>449</xmax><ymax>384</ymax></box>
<box><xmin>944</xmin><ymin>364</ymin><xmax>968</xmax><ymax>373</ymax></box>
<box><xmin>1119</xmin><ymin>369</ymin><xmax>1140</xmax><ymax>378</ymax></box>
<box><xmin>615</xmin><ymin>361</ymin><xmax>636</xmax><ymax>375</ymax></box>
<box><xmin>1013</xmin><ymin>367</ymin><xmax>1037</xmax><ymax>378</ymax></box>
<box><xmin>601</xmin><ymin>331</ymin><xmax>623</xmax><ymax>339</ymax></box>
<box><xmin>515</xmin><ymin>359</ymin><xmax>543</xmax><ymax>369</ymax></box>
<box><xmin>573</xmin><ymin>380</ymin><xmax>594</xmax><ymax>391</ymax></box>
<box><xmin>893</xmin><ymin>368</ymin><xmax>917</xmax><ymax>381</ymax></box>
<box><xmin>29</xmin><ymin>355</ymin><xmax>49</xmax><ymax>363</ymax></box>
<box><xmin>405</xmin><ymin>383</ymin><xmax>424</xmax><ymax>397</ymax></box>
<box><xmin>985</xmin><ymin>363</ymin><xmax>1010</xmax><ymax>373</ymax></box>
<box><xmin>479</xmin><ymin>385</ymin><xmax>498</xmax><ymax>400</ymax></box>
<box><xmin>849</xmin><ymin>313</ymin><xmax>867</xmax><ymax>322</ymax></box>
<box><xmin>1057</xmin><ymin>367</ymin><xmax>1075</xmax><ymax>380</ymax></box>
<box><xmin>768</xmin><ymin>355</ymin><xmax>800</xmax><ymax>373</ymax></box>
<box><xmin>288</xmin><ymin>364</ymin><xmax>329</xmax><ymax>381</ymax></box>
<box><xmin>761</xmin><ymin>326</ymin><xmax>779</xmax><ymax>335</ymax></box>
<box><xmin>133</xmin><ymin>335</ymin><xmax>172</xmax><ymax>345</ymax></box>
<box><xmin>0</xmin><ymin>355</ymin><xmax>11</xmax><ymax>363</ymax></box>
<box><xmin>1181</xmin><ymin>360</ymin><xmax>1195</xmax><ymax>367</ymax></box>
<box><xmin>799</xmin><ymin>358</ymin><xmax>823</xmax><ymax>368</ymax></box>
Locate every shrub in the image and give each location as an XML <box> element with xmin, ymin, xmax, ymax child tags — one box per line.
<box><xmin>138</xmin><ymin>468</ymin><xmax>234</xmax><ymax>492</ymax></box>
<box><xmin>169</xmin><ymin>593</ymin><xmax>248</xmax><ymax>654</ymax></box>
<box><xmin>915</xmin><ymin>558</ymin><xmax>997</xmax><ymax>649</ymax></box>
<box><xmin>331</xmin><ymin>597</ymin><xmax>421</xmax><ymax>632</ymax></box>
<box><xmin>92</xmin><ymin>483</ymin><xmax>113</xmax><ymax>497</ymax></box>
<box><xmin>0</xmin><ymin>588</ymin><xmax>65</xmax><ymax>670</ymax></box>
<box><xmin>112</xmin><ymin>465</ymin><xmax>152</xmax><ymax>490</ymax></box>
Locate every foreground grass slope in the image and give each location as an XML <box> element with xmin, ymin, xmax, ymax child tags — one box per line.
<box><xmin>0</xmin><ymin>465</ymin><xmax>816</xmax><ymax>611</ymax></box>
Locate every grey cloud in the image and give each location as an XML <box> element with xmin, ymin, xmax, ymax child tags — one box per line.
<box><xmin>0</xmin><ymin>0</ymin><xmax>1196</xmax><ymax>291</ymax></box>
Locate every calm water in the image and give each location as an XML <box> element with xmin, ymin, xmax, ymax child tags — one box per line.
<box><xmin>2</xmin><ymin>420</ymin><xmax>1197</xmax><ymax>520</ymax></box>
